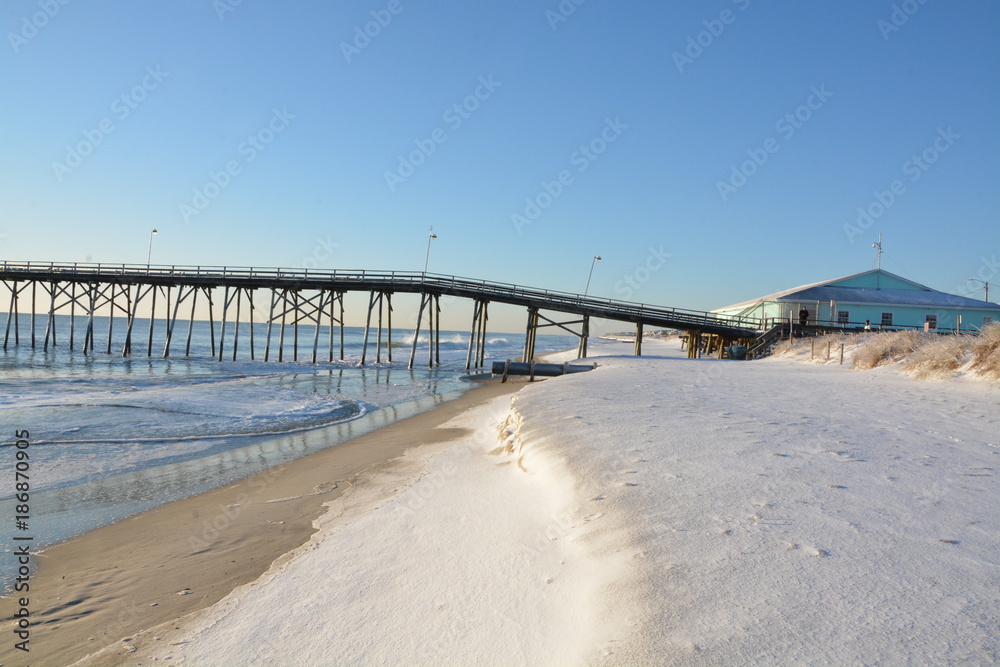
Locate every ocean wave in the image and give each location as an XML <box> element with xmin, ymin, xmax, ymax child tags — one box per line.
<box><xmin>3</xmin><ymin>401</ymin><xmax>367</xmax><ymax>446</ymax></box>
<box><xmin>2</xmin><ymin>377</ymin><xmax>368</xmax><ymax>444</ymax></box>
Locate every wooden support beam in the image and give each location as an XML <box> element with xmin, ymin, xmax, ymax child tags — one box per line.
<box><xmin>165</xmin><ymin>285</ymin><xmax>195</xmax><ymax>359</ymax></box>
<box><xmin>42</xmin><ymin>282</ymin><xmax>55</xmax><ymax>350</ymax></box>
<box><xmin>13</xmin><ymin>282</ymin><xmax>21</xmax><ymax>346</ymax></box>
<box><xmin>30</xmin><ymin>281</ymin><xmax>36</xmax><ymax>349</ymax></box>
<box><xmin>428</xmin><ymin>293</ymin><xmax>436</xmax><ymax>369</ymax></box>
<box><xmin>465</xmin><ymin>300</ymin><xmax>482</xmax><ymax>370</ymax></box>
<box><xmin>68</xmin><ymin>282</ymin><xmax>77</xmax><ymax>349</ymax></box>
<box><xmin>408</xmin><ymin>293</ymin><xmax>428</xmax><ymax>370</ymax></box>
<box><xmin>634</xmin><ymin>322</ymin><xmax>643</xmax><ymax>356</ymax></box>
<box><xmin>386</xmin><ymin>293</ymin><xmax>393</xmax><ymax>363</ymax></box>
<box><xmin>4</xmin><ymin>281</ymin><xmax>20</xmax><ymax>349</ymax></box>
<box><xmin>145</xmin><ymin>286</ymin><xmax>158</xmax><ymax>356</ymax></box>
<box><xmin>104</xmin><ymin>284</ymin><xmax>120</xmax><ymax>353</ymax></box>
<box><xmin>232</xmin><ymin>286</ymin><xmax>242</xmax><ymax>362</ymax></box>
<box><xmin>523</xmin><ymin>307</ymin><xmax>538</xmax><ymax>362</ymax></box>
<box><xmin>124</xmin><ymin>284</ymin><xmax>152</xmax><ymax>357</ymax></box>
<box><xmin>264</xmin><ymin>289</ymin><xmax>277</xmax><ymax>362</ymax></box>
<box><xmin>376</xmin><ymin>292</ymin><xmax>384</xmax><ymax>364</ymax></box>
<box><xmin>207</xmin><ymin>289</ymin><xmax>216</xmax><ymax>357</ymax></box>
<box><xmin>278</xmin><ymin>290</ymin><xmax>287</xmax><ymax>362</ymax></box>
<box><xmin>327</xmin><ymin>290</ymin><xmax>335</xmax><ymax>363</ymax></box>
<box><xmin>477</xmin><ymin>302</ymin><xmax>489</xmax><ymax>368</ymax></box>
<box><xmin>686</xmin><ymin>331</ymin><xmax>701</xmax><ymax>359</ymax></box>
<box><xmin>85</xmin><ymin>284</ymin><xmax>96</xmax><ymax>354</ymax></box>
<box><xmin>292</xmin><ymin>291</ymin><xmax>299</xmax><ymax>362</ymax></box>
<box><xmin>338</xmin><ymin>292</ymin><xmax>345</xmax><ymax>361</ymax></box>
<box><xmin>217</xmin><ymin>285</ymin><xmax>230</xmax><ymax>362</ymax></box>
<box><xmin>311</xmin><ymin>290</ymin><xmax>326</xmax><ymax>364</ymax></box>
<box><xmin>433</xmin><ymin>294</ymin><xmax>441</xmax><ymax>368</ymax></box>
<box><xmin>185</xmin><ymin>288</ymin><xmax>199</xmax><ymax>356</ymax></box>
<box><xmin>361</xmin><ymin>290</ymin><xmax>377</xmax><ymax>366</ymax></box>
<box><xmin>248</xmin><ymin>289</ymin><xmax>256</xmax><ymax>361</ymax></box>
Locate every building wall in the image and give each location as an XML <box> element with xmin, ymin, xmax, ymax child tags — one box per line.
<box><xmin>713</xmin><ymin>271</ymin><xmax>1000</xmax><ymax>331</ymax></box>
<box><xmin>765</xmin><ymin>301</ymin><xmax>999</xmax><ymax>331</ymax></box>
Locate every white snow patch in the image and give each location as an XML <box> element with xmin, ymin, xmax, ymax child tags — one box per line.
<box><xmin>137</xmin><ymin>338</ymin><xmax>999</xmax><ymax>665</ymax></box>
<box><xmin>141</xmin><ymin>394</ymin><xmax>628</xmax><ymax>666</ymax></box>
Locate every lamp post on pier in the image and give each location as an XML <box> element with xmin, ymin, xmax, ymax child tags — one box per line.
<box><xmin>146</xmin><ymin>229</ymin><xmax>158</xmax><ymax>267</ymax></box>
<box><xmin>423</xmin><ymin>226</ymin><xmax>437</xmax><ymax>273</ymax></box>
<box><xmin>583</xmin><ymin>255</ymin><xmax>601</xmax><ymax>297</ymax></box>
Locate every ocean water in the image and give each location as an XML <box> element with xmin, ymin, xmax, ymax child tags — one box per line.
<box><xmin>0</xmin><ymin>314</ymin><xmax>574</xmax><ymax>590</ymax></box>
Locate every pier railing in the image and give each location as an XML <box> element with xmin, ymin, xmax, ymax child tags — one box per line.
<box><xmin>1</xmin><ymin>260</ymin><xmax>765</xmax><ymax>365</ymax></box>
<box><xmin>0</xmin><ymin>261</ymin><xmax>763</xmax><ymax>334</ymax></box>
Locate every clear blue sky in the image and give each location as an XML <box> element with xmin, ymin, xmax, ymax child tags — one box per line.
<box><xmin>2</xmin><ymin>1</ymin><xmax>998</xmax><ymax>332</ymax></box>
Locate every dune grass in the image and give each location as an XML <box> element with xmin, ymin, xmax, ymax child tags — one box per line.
<box><xmin>969</xmin><ymin>324</ymin><xmax>1000</xmax><ymax>379</ymax></box>
<box><xmin>851</xmin><ymin>330</ymin><xmax>934</xmax><ymax>370</ymax></box>
<box><xmin>852</xmin><ymin>326</ymin><xmax>1000</xmax><ymax>380</ymax></box>
<box><xmin>773</xmin><ymin>325</ymin><xmax>1000</xmax><ymax>381</ymax></box>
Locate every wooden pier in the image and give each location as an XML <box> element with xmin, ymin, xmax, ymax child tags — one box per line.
<box><xmin>0</xmin><ymin>262</ymin><xmax>761</xmax><ymax>367</ymax></box>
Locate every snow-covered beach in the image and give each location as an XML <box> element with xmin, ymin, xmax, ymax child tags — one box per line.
<box><xmin>44</xmin><ymin>338</ymin><xmax>1000</xmax><ymax>664</ymax></box>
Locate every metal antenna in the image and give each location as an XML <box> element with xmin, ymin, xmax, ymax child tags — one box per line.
<box><xmin>871</xmin><ymin>233</ymin><xmax>882</xmax><ymax>271</ymax></box>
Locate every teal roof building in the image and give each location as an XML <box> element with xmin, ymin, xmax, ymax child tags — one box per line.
<box><xmin>713</xmin><ymin>269</ymin><xmax>999</xmax><ymax>332</ymax></box>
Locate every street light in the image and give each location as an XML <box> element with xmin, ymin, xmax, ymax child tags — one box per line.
<box><xmin>146</xmin><ymin>229</ymin><xmax>158</xmax><ymax>266</ymax></box>
<box><xmin>584</xmin><ymin>255</ymin><xmax>602</xmax><ymax>297</ymax></box>
<box><xmin>969</xmin><ymin>278</ymin><xmax>991</xmax><ymax>303</ymax></box>
<box><xmin>423</xmin><ymin>226</ymin><xmax>437</xmax><ymax>273</ymax></box>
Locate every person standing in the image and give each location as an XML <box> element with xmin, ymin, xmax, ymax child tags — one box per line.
<box><xmin>798</xmin><ymin>307</ymin><xmax>809</xmax><ymax>327</ymax></box>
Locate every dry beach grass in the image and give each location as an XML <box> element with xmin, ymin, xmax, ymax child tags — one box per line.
<box><xmin>774</xmin><ymin>325</ymin><xmax>1000</xmax><ymax>381</ymax></box>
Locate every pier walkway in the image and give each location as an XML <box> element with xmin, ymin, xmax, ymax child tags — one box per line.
<box><xmin>1</xmin><ymin>261</ymin><xmax>761</xmax><ymax>368</ymax></box>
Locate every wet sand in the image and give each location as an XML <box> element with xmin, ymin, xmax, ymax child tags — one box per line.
<box><xmin>0</xmin><ymin>379</ymin><xmax>520</xmax><ymax>667</ymax></box>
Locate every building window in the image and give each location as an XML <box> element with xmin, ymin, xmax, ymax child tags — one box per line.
<box><xmin>984</xmin><ymin>316</ymin><xmax>995</xmax><ymax>327</ymax></box>
<box><xmin>925</xmin><ymin>314</ymin><xmax>937</xmax><ymax>330</ymax></box>
<box><xmin>837</xmin><ymin>310</ymin><xmax>849</xmax><ymax>325</ymax></box>
<box><xmin>880</xmin><ymin>312</ymin><xmax>893</xmax><ymax>327</ymax></box>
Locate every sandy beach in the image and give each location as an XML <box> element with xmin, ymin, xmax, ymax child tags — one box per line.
<box><xmin>3</xmin><ymin>337</ymin><xmax>998</xmax><ymax>666</ymax></box>
<box><xmin>0</xmin><ymin>379</ymin><xmax>520</xmax><ymax>667</ymax></box>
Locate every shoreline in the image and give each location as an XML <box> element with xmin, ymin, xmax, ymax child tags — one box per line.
<box><xmin>0</xmin><ymin>378</ymin><xmax>522</xmax><ymax>667</ymax></box>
